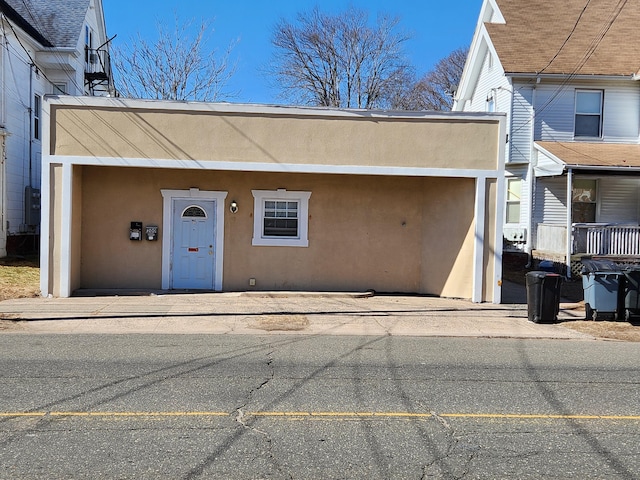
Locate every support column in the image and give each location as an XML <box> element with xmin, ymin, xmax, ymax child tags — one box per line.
<box><xmin>566</xmin><ymin>168</ymin><xmax>573</xmax><ymax>279</ymax></box>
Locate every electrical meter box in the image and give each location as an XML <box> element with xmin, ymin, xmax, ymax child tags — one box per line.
<box><xmin>25</xmin><ymin>186</ymin><xmax>41</xmax><ymax>226</ymax></box>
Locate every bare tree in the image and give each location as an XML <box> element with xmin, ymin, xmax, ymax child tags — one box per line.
<box><xmin>112</xmin><ymin>16</ymin><xmax>237</xmax><ymax>101</ymax></box>
<box><xmin>270</xmin><ymin>7</ymin><xmax>412</xmax><ymax>109</ymax></box>
<box><xmin>394</xmin><ymin>47</ymin><xmax>468</xmax><ymax>111</ymax></box>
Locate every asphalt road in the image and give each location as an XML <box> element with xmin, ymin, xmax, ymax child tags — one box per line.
<box><xmin>1</xmin><ymin>334</ymin><xmax>639</xmax><ymax>479</ymax></box>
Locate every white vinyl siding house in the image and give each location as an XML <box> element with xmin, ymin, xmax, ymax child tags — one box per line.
<box><xmin>532</xmin><ymin>81</ymin><xmax>640</xmax><ymax>143</ymax></box>
<box><xmin>454</xmin><ymin>0</ymin><xmax>640</xmax><ymax>273</ymax></box>
<box><xmin>0</xmin><ymin>0</ymin><xmax>112</xmax><ymax>256</ymax></box>
<box><xmin>509</xmin><ymin>84</ymin><xmax>534</xmax><ymax>165</ymax></box>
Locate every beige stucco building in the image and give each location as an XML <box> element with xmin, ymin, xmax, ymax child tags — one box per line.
<box><xmin>41</xmin><ymin>96</ymin><xmax>506</xmax><ymax>302</ymax></box>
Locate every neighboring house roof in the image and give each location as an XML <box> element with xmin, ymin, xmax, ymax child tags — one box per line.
<box><xmin>488</xmin><ymin>0</ymin><xmax>640</xmax><ymax>76</ymax></box>
<box><xmin>0</xmin><ymin>0</ymin><xmax>89</xmax><ymax>48</ymax></box>
<box><xmin>536</xmin><ymin>141</ymin><xmax>640</xmax><ymax>169</ymax></box>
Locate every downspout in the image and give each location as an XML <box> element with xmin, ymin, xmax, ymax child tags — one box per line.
<box><xmin>566</xmin><ymin>168</ymin><xmax>573</xmax><ymax>279</ymax></box>
<box><xmin>28</xmin><ymin>64</ymin><xmax>34</xmax><ymax>191</ymax></box>
<box><xmin>527</xmin><ymin>83</ymin><xmax>537</xmax><ymax>260</ymax></box>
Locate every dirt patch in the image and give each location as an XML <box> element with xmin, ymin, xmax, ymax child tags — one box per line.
<box><xmin>0</xmin><ymin>256</ymin><xmax>40</xmax><ymax>301</ymax></box>
<box><xmin>249</xmin><ymin>314</ymin><xmax>310</xmax><ymax>331</ymax></box>
<box><xmin>0</xmin><ymin>319</ymin><xmax>22</xmax><ymax>332</ymax></box>
<box><xmin>561</xmin><ymin>320</ymin><xmax>640</xmax><ymax>342</ymax></box>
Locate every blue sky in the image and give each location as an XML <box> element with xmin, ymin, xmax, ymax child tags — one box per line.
<box><xmin>102</xmin><ymin>0</ymin><xmax>483</xmax><ymax>104</ymax></box>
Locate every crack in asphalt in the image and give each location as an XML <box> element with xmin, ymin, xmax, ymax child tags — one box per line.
<box><xmin>233</xmin><ymin>349</ymin><xmax>293</xmax><ymax>479</ymax></box>
<box><xmin>421</xmin><ymin>412</ymin><xmax>479</xmax><ymax>480</ymax></box>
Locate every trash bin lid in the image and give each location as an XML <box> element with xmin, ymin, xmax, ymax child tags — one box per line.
<box><xmin>581</xmin><ymin>259</ymin><xmax>621</xmax><ymax>274</ymax></box>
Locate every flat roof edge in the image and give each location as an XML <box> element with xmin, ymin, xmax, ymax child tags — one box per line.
<box><xmin>45</xmin><ymin>95</ymin><xmax>505</xmax><ymax>122</ymax></box>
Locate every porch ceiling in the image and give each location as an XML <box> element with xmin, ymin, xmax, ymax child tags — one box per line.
<box><xmin>536</xmin><ymin>141</ymin><xmax>640</xmax><ymax>169</ymax></box>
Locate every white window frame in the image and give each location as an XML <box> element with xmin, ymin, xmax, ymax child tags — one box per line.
<box><xmin>486</xmin><ymin>94</ymin><xmax>495</xmax><ymax>113</ymax></box>
<box><xmin>33</xmin><ymin>94</ymin><xmax>41</xmax><ymax>141</ymax></box>
<box><xmin>574</xmin><ymin>90</ymin><xmax>603</xmax><ymax>138</ymax></box>
<box><xmin>505</xmin><ymin>177</ymin><xmax>521</xmax><ymax>224</ymax></box>
<box><xmin>252</xmin><ymin>189</ymin><xmax>311</xmax><ymax>247</ymax></box>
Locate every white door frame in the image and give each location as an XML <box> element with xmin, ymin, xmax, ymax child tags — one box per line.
<box><xmin>161</xmin><ymin>188</ymin><xmax>227</xmax><ymax>290</ymax></box>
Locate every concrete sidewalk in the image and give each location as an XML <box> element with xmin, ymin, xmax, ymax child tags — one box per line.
<box><xmin>0</xmin><ymin>290</ymin><xmax>593</xmax><ymax>339</ymax></box>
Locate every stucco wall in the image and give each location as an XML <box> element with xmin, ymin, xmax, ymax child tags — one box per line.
<box><xmin>51</xmin><ymin>106</ymin><xmax>500</xmax><ymax>171</ymax></box>
<box><xmin>77</xmin><ymin>166</ymin><xmax>478</xmax><ymax>298</ymax></box>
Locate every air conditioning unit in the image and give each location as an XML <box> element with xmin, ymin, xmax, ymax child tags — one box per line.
<box><xmin>504</xmin><ymin>226</ymin><xmax>526</xmax><ymax>242</ymax></box>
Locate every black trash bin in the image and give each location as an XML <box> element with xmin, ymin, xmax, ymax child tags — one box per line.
<box><xmin>526</xmin><ymin>271</ymin><xmax>563</xmax><ymax>323</ymax></box>
<box><xmin>622</xmin><ymin>266</ymin><xmax>640</xmax><ymax>321</ymax></box>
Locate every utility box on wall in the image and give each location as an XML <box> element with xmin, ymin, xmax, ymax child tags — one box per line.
<box><xmin>25</xmin><ymin>186</ymin><xmax>41</xmax><ymax>226</ymax></box>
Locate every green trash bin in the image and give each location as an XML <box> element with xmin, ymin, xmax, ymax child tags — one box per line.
<box><xmin>526</xmin><ymin>271</ymin><xmax>563</xmax><ymax>324</ymax></box>
<box><xmin>581</xmin><ymin>260</ymin><xmax>622</xmax><ymax>321</ymax></box>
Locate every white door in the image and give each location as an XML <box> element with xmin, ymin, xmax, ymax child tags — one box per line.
<box><xmin>171</xmin><ymin>199</ymin><xmax>216</xmax><ymax>289</ymax></box>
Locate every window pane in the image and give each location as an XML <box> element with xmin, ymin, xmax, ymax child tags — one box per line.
<box><xmin>506</xmin><ymin>203</ymin><xmax>520</xmax><ymax>224</ymax></box>
<box><xmin>507</xmin><ymin>178</ymin><xmax>521</xmax><ymax>201</ymax></box>
<box><xmin>264</xmin><ymin>218</ymin><xmax>298</xmax><ymax>237</ymax></box>
<box><xmin>182</xmin><ymin>206</ymin><xmax>206</xmax><ymax>218</ymax></box>
<box><xmin>573</xmin><ymin>179</ymin><xmax>596</xmax><ymax>203</ymax></box>
<box><xmin>572</xmin><ymin>203</ymin><xmax>596</xmax><ymax>223</ymax></box>
<box><xmin>576</xmin><ymin>91</ymin><xmax>601</xmax><ymax>114</ymax></box>
<box><xmin>575</xmin><ymin>115</ymin><xmax>600</xmax><ymax>137</ymax></box>
<box><xmin>263</xmin><ymin>199</ymin><xmax>299</xmax><ymax>237</ymax></box>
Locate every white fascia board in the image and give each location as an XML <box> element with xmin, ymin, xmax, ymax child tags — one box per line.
<box><xmin>454</xmin><ymin>25</ymin><xmax>502</xmax><ymax>110</ymax></box>
<box><xmin>44</xmin><ymin>94</ymin><xmax>502</xmax><ymax>123</ymax></box>
<box><xmin>92</xmin><ymin>0</ymin><xmax>109</xmax><ymax>44</ymax></box>
<box><xmin>485</xmin><ymin>0</ymin><xmax>505</xmax><ymax>23</ymax></box>
<box><xmin>532</xmin><ymin>143</ymin><xmax>566</xmax><ymax>177</ymax></box>
<box><xmin>454</xmin><ymin>0</ymin><xmax>505</xmax><ymax>110</ymax></box>
<box><xmin>48</xmin><ymin>154</ymin><xmax>501</xmax><ymax>180</ymax></box>
<box><xmin>1</xmin><ymin>15</ymin><xmax>49</xmax><ymax>52</ymax></box>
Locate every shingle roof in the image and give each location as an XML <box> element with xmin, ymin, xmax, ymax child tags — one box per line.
<box><xmin>488</xmin><ymin>0</ymin><xmax>640</xmax><ymax>76</ymax></box>
<box><xmin>536</xmin><ymin>141</ymin><xmax>640</xmax><ymax>168</ymax></box>
<box><xmin>0</xmin><ymin>0</ymin><xmax>89</xmax><ymax>48</ymax></box>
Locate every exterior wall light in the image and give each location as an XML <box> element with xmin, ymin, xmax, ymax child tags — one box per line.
<box><xmin>230</xmin><ymin>200</ymin><xmax>238</xmax><ymax>214</ymax></box>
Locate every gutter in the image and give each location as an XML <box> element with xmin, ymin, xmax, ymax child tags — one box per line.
<box><xmin>508</xmin><ymin>73</ymin><xmax>636</xmax><ymax>82</ymax></box>
<box><xmin>564</xmin><ymin>164</ymin><xmax>640</xmax><ymax>173</ymax></box>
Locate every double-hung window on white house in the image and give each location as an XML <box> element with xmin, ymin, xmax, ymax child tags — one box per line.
<box><xmin>252</xmin><ymin>190</ymin><xmax>311</xmax><ymax>247</ymax></box>
<box><xmin>506</xmin><ymin>177</ymin><xmax>521</xmax><ymax>224</ymax></box>
<box><xmin>33</xmin><ymin>94</ymin><xmax>41</xmax><ymax>140</ymax></box>
<box><xmin>575</xmin><ymin>90</ymin><xmax>603</xmax><ymax>138</ymax></box>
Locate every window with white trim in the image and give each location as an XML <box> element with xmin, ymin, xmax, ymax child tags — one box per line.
<box><xmin>575</xmin><ymin>90</ymin><xmax>603</xmax><ymax>138</ymax></box>
<box><xmin>506</xmin><ymin>177</ymin><xmax>521</xmax><ymax>224</ymax></box>
<box><xmin>572</xmin><ymin>179</ymin><xmax>597</xmax><ymax>223</ymax></box>
<box><xmin>33</xmin><ymin>94</ymin><xmax>41</xmax><ymax>140</ymax></box>
<box><xmin>252</xmin><ymin>189</ymin><xmax>311</xmax><ymax>247</ymax></box>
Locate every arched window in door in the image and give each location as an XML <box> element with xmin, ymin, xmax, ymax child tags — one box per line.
<box><xmin>182</xmin><ymin>206</ymin><xmax>207</xmax><ymax>218</ymax></box>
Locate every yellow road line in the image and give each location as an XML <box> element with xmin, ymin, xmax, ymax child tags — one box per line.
<box><xmin>0</xmin><ymin>411</ymin><xmax>229</xmax><ymax>417</ymax></box>
<box><xmin>1</xmin><ymin>411</ymin><xmax>640</xmax><ymax>420</ymax></box>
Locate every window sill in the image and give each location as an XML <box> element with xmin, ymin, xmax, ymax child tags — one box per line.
<box><xmin>252</xmin><ymin>237</ymin><xmax>309</xmax><ymax>247</ymax></box>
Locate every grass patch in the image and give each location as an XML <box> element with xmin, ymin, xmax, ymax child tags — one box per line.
<box><xmin>562</xmin><ymin>320</ymin><xmax>640</xmax><ymax>342</ymax></box>
<box><xmin>0</xmin><ymin>256</ymin><xmax>40</xmax><ymax>301</ymax></box>
<box><xmin>249</xmin><ymin>314</ymin><xmax>310</xmax><ymax>331</ymax></box>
